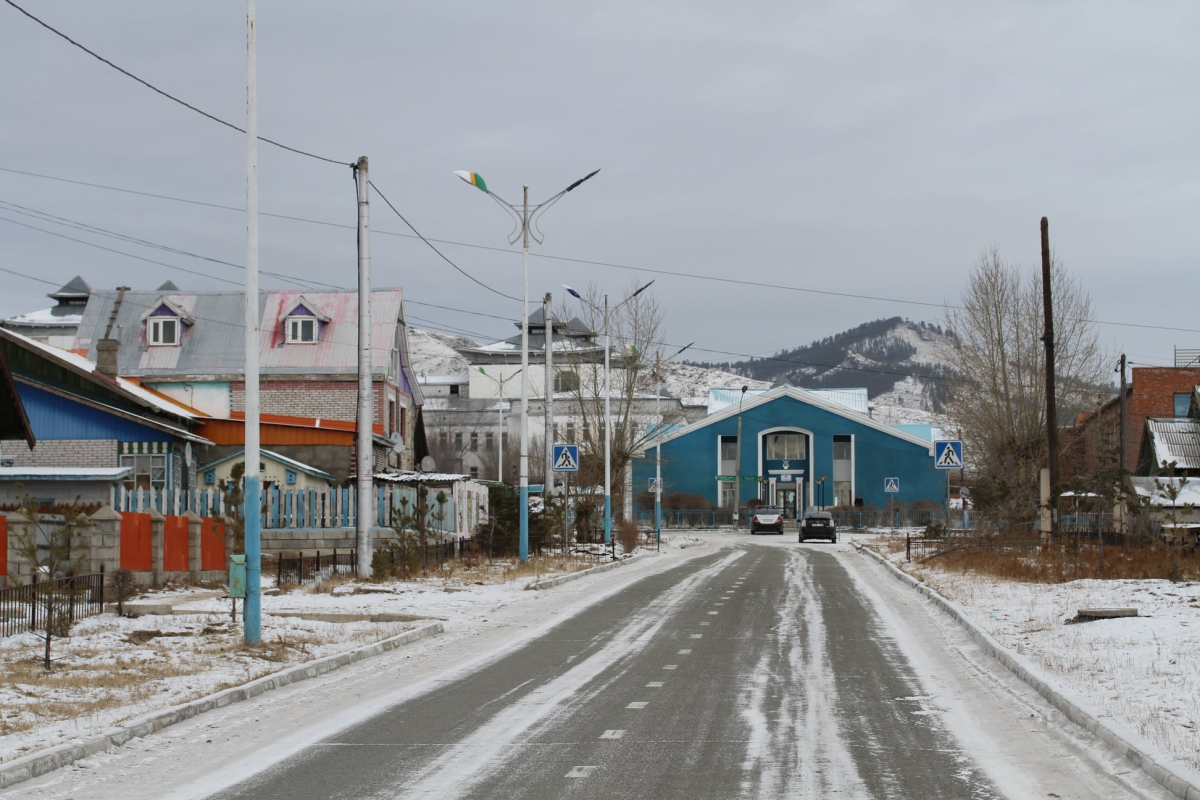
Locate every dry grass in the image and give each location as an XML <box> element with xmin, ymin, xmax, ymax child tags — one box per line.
<box><xmin>931</xmin><ymin>545</ymin><xmax>1200</xmax><ymax>583</ymax></box>
<box><xmin>0</xmin><ymin>614</ymin><xmax>413</xmax><ymax>757</ymax></box>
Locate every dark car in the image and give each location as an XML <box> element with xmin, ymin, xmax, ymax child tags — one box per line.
<box><xmin>750</xmin><ymin>506</ymin><xmax>785</xmax><ymax>535</ymax></box>
<box><xmin>799</xmin><ymin>510</ymin><xmax>837</xmax><ymax>542</ymax></box>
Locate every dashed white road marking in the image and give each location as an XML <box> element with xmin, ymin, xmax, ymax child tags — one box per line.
<box><xmin>721</xmin><ymin>596</ymin><xmax>731</xmax><ymax>600</ymax></box>
<box><xmin>708</xmin><ymin>611</ymin><xmax>719</xmax><ymax>615</ymax></box>
<box><xmin>690</xmin><ymin>634</ymin><xmax>703</xmax><ymax>639</ymax></box>
<box><xmin>715</xmin><ymin>603</ymin><xmax>725</xmax><ymax>606</ymax></box>
<box><xmin>646</xmin><ymin>681</ymin><xmax>665</xmax><ymax>688</ymax></box>
<box><xmin>677</xmin><ymin>648</ymin><xmax>693</xmax><ymax>655</ymax></box>
<box><xmin>600</xmin><ymin>730</ymin><xmax>625</xmax><ymax>739</ymax></box>
<box><xmin>663</xmin><ymin>664</ymin><xmax>678</xmax><ymax>670</ymax></box>
<box><xmin>699</xmin><ymin>622</ymin><xmax>711</xmax><ymax>626</ymax></box>
<box><xmin>566</xmin><ymin>766</ymin><xmax>599</xmax><ymax>778</ymax></box>
<box><xmin>626</xmin><ymin>701</ymin><xmax>649</xmax><ymax>709</ymax></box>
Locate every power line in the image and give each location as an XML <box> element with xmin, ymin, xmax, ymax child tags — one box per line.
<box><xmin>2</xmin><ymin>0</ymin><xmax>351</xmax><ymax>167</ymax></box>
<box><xmin>0</xmin><ymin>215</ymin><xmax>246</xmax><ymax>287</ymax></box>
<box><xmin>368</xmin><ymin>181</ymin><xmax>521</xmax><ymax>304</ymax></box>
<box><xmin>0</xmin><ymin>200</ymin><xmax>332</xmax><ymax>291</ymax></box>
<box><xmin>5</xmin><ymin>165</ymin><xmax>1198</xmax><ymax>336</ymax></box>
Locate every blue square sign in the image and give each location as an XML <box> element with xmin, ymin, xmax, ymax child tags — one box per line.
<box><xmin>934</xmin><ymin>440</ymin><xmax>964</xmax><ymax>470</ymax></box>
<box><xmin>552</xmin><ymin>444</ymin><xmax>580</xmax><ymax>472</ymax></box>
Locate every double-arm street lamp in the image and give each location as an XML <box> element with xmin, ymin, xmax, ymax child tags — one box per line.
<box><xmin>476</xmin><ymin>367</ymin><xmax>521</xmax><ymax>483</ymax></box>
<box><xmin>651</xmin><ymin>342</ymin><xmax>694</xmax><ymax>546</ymax></box>
<box><xmin>455</xmin><ymin>169</ymin><xmax>599</xmax><ymax>563</ymax></box>
<box><xmin>563</xmin><ymin>280</ymin><xmax>654</xmax><ymax>546</ymax></box>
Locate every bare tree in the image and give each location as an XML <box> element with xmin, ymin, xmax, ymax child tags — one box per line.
<box><xmin>10</xmin><ymin>492</ymin><xmax>94</xmax><ymax>669</ymax></box>
<box><xmin>556</xmin><ymin>282</ymin><xmax>666</xmax><ymax>514</ymax></box>
<box><xmin>942</xmin><ymin>246</ymin><xmax>1107</xmax><ymax>520</ymax></box>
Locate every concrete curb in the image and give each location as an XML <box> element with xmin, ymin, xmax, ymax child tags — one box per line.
<box><xmin>526</xmin><ymin>551</ymin><xmax>654</xmax><ymax>591</ymax></box>
<box><xmin>853</xmin><ymin>543</ymin><xmax>1200</xmax><ymax>800</ymax></box>
<box><xmin>0</xmin><ymin>621</ymin><xmax>444</xmax><ymax>790</ymax></box>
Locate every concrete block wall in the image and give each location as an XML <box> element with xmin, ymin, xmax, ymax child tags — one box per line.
<box><xmin>231</xmin><ymin>379</ymin><xmax>359</xmax><ymax>420</ymax></box>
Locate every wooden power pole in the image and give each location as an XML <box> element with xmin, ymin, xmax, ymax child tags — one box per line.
<box><xmin>1040</xmin><ymin>217</ymin><xmax>1058</xmax><ymax>535</ymax></box>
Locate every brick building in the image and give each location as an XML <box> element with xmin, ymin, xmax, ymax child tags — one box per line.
<box><xmin>71</xmin><ymin>288</ymin><xmax>423</xmax><ymax>481</ymax></box>
<box><xmin>1062</xmin><ymin>364</ymin><xmax>1200</xmax><ymax>484</ymax></box>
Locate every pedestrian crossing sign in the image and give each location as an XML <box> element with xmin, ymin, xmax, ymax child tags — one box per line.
<box><xmin>552</xmin><ymin>444</ymin><xmax>580</xmax><ymax>472</ymax></box>
<box><xmin>884</xmin><ymin>477</ymin><xmax>900</xmax><ymax>493</ymax></box>
<box><xmin>934</xmin><ymin>440</ymin><xmax>964</xmax><ymax>470</ymax></box>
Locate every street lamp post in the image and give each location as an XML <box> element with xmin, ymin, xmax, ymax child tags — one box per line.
<box><xmin>563</xmin><ymin>281</ymin><xmax>654</xmax><ymax>547</ymax></box>
<box><xmin>652</xmin><ymin>342</ymin><xmax>693</xmax><ymax>547</ymax></box>
<box><xmin>734</xmin><ymin>385</ymin><xmax>748</xmax><ymax>529</ymax></box>
<box><xmin>455</xmin><ymin>169</ymin><xmax>599</xmax><ymax>563</ymax></box>
<box><xmin>476</xmin><ymin>367</ymin><xmax>521</xmax><ymax>482</ymax></box>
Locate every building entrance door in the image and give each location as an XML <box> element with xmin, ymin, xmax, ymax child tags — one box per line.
<box><xmin>781</xmin><ymin>487</ymin><xmax>798</xmax><ymax>519</ymax></box>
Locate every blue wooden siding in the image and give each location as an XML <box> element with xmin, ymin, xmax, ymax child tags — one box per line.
<box><xmin>16</xmin><ymin>383</ymin><xmax>172</xmax><ymax>442</ymax></box>
<box><xmin>635</xmin><ymin>395</ymin><xmax>943</xmax><ymax>508</ymax></box>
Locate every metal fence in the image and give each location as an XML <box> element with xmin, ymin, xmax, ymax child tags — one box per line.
<box><xmin>274</xmin><ymin>550</ymin><xmax>357</xmax><ymax>586</ymax></box>
<box><xmin>634</xmin><ymin>508</ymin><xmax>975</xmax><ymax>531</ymax></box>
<box><xmin>1</xmin><ymin>569</ymin><xmax>106</xmax><ymax>638</ymax></box>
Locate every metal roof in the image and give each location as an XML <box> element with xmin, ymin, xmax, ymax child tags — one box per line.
<box><xmin>707</xmin><ymin>386</ymin><xmax>870</xmax><ymax>416</ymax></box>
<box><xmin>0</xmin><ymin>466</ymin><xmax>131</xmax><ymax>481</ymax></box>
<box><xmin>1145</xmin><ymin>418</ymin><xmax>1200</xmax><ymax>471</ymax></box>
<box><xmin>74</xmin><ymin>289</ymin><xmax>407</xmax><ymax>378</ymax></box>
<box><xmin>198</xmin><ymin>448</ymin><xmax>334</xmax><ymax>481</ymax></box>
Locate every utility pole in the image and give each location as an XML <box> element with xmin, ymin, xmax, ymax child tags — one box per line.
<box><xmin>354</xmin><ymin>156</ymin><xmax>373</xmax><ymax>577</ymax></box>
<box><xmin>242</xmin><ymin>0</ymin><xmax>262</xmax><ymax>644</ymax></box>
<box><xmin>1040</xmin><ymin>217</ymin><xmax>1058</xmax><ymax>536</ymax></box>
<box><xmin>734</xmin><ymin>385</ymin><xmax>747</xmax><ymax>529</ymax></box>
<box><xmin>544</xmin><ymin>292</ymin><xmax>554</xmax><ymax>501</ymax></box>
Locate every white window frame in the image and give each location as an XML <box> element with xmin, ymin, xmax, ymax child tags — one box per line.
<box><xmin>148</xmin><ymin>317</ymin><xmax>180</xmax><ymax>346</ymax></box>
<box><xmin>286</xmin><ymin>316</ymin><xmax>318</xmax><ymax>344</ymax></box>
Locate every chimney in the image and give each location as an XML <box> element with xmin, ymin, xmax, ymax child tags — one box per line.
<box><xmin>96</xmin><ymin>338</ymin><xmax>120</xmax><ymax>378</ymax></box>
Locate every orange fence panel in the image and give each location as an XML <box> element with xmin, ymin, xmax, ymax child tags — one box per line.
<box><xmin>119</xmin><ymin>512</ymin><xmax>152</xmax><ymax>572</ymax></box>
<box><xmin>201</xmin><ymin>519</ymin><xmax>226</xmax><ymax>571</ymax></box>
<box><xmin>163</xmin><ymin>515</ymin><xmax>189</xmax><ymax>572</ymax></box>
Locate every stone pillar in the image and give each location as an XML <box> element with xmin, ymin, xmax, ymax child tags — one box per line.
<box><xmin>1039</xmin><ymin>468</ymin><xmax>1052</xmax><ymax>539</ymax></box>
<box><xmin>79</xmin><ymin>505</ymin><xmax>123</xmax><ymax>586</ymax></box>
<box><xmin>4</xmin><ymin>512</ymin><xmax>33</xmax><ymax>586</ymax></box>
<box><xmin>149</xmin><ymin>508</ymin><xmax>165</xmax><ymax>587</ymax></box>
<box><xmin>185</xmin><ymin>510</ymin><xmax>203</xmax><ymax>582</ymax></box>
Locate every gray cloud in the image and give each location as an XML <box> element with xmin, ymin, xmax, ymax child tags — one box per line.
<box><xmin>1</xmin><ymin>0</ymin><xmax>1196</xmax><ymax>372</ymax></box>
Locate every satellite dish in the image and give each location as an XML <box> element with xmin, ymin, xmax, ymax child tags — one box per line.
<box><xmin>420</xmin><ymin>455</ymin><xmax>436</xmax><ymax>473</ymax></box>
<box><xmin>389</xmin><ymin>432</ymin><xmax>406</xmax><ymax>454</ymax></box>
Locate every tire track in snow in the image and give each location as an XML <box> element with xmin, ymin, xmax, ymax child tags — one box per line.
<box><xmin>739</xmin><ymin>549</ymin><xmax>869</xmax><ymax>798</ymax></box>
<box><xmin>379</xmin><ymin>549</ymin><xmax>748</xmax><ymax>799</ymax></box>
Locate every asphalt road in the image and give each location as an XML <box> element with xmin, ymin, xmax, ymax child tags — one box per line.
<box><xmin>210</xmin><ymin>543</ymin><xmax>1000</xmax><ymax>799</ymax></box>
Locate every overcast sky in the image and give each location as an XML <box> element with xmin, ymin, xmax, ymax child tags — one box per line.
<box><xmin>1</xmin><ymin>1</ymin><xmax>1196</xmax><ymax>374</ymax></box>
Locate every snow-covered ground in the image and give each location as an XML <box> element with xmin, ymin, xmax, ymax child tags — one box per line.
<box><xmin>877</xmin><ymin>538</ymin><xmax>1200</xmax><ymax>772</ymax></box>
<box><xmin>0</xmin><ymin>545</ymin><xmax>690</xmax><ymax>767</ymax></box>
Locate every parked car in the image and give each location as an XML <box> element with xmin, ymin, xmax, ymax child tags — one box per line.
<box><xmin>750</xmin><ymin>506</ymin><xmax>785</xmax><ymax>535</ymax></box>
<box><xmin>799</xmin><ymin>510</ymin><xmax>837</xmax><ymax>542</ymax></box>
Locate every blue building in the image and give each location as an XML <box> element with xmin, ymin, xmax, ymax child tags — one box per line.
<box><xmin>635</xmin><ymin>386</ymin><xmax>942</xmax><ymax>517</ymax></box>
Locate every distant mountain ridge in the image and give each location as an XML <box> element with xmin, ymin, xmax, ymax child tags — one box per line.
<box><xmin>686</xmin><ymin>317</ymin><xmax>955</xmax><ymax>412</ymax></box>
<box><xmin>405</xmin><ymin>317</ymin><xmax>955</xmax><ymax>417</ymax></box>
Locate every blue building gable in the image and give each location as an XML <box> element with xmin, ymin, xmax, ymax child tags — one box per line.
<box><xmin>636</xmin><ymin>387</ymin><xmax>942</xmax><ymax>516</ymax></box>
<box><xmin>17</xmin><ymin>383</ymin><xmax>172</xmax><ymax>443</ymax></box>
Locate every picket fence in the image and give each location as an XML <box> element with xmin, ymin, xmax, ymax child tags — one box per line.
<box><xmin>111</xmin><ymin>485</ymin><xmax>458</xmax><ymax>532</ymax></box>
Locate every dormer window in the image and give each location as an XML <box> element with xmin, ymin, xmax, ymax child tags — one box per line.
<box><xmin>287</xmin><ymin>316</ymin><xmax>317</xmax><ymax>343</ymax></box>
<box><xmin>140</xmin><ymin>296</ymin><xmax>194</xmax><ymax>348</ymax></box>
<box><xmin>149</xmin><ymin>317</ymin><xmax>180</xmax><ymax>346</ymax></box>
<box><xmin>279</xmin><ymin>295</ymin><xmax>330</xmax><ymax>346</ymax></box>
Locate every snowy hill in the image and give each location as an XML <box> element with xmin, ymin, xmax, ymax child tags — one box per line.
<box><xmin>687</xmin><ymin>317</ymin><xmax>955</xmax><ymax>414</ymax></box>
<box><xmin>406</xmin><ymin>328</ymin><xmax>472</xmax><ymax>378</ymax></box>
